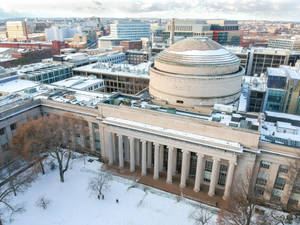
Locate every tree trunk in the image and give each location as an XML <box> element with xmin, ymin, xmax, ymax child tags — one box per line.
<box><xmin>58</xmin><ymin>161</ymin><xmax>64</xmax><ymax>182</ymax></box>
<box><xmin>0</xmin><ymin>217</ymin><xmax>3</xmax><ymax>225</ymax></box>
<box><xmin>39</xmin><ymin>160</ymin><xmax>45</xmax><ymax>175</ymax></box>
<box><xmin>59</xmin><ymin>169</ymin><xmax>64</xmax><ymax>183</ymax></box>
<box><xmin>246</xmin><ymin>207</ymin><xmax>253</xmax><ymax>225</ymax></box>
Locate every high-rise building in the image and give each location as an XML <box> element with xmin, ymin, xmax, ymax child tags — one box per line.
<box><xmin>268</xmin><ymin>38</ymin><xmax>300</xmax><ymax>51</ymax></box>
<box><xmin>109</xmin><ymin>20</ymin><xmax>151</xmax><ymax>40</ymax></box>
<box><xmin>6</xmin><ymin>21</ymin><xmax>28</xmax><ymax>41</ymax></box>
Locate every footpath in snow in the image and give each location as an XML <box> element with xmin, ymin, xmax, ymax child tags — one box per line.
<box><xmin>6</xmin><ymin>156</ymin><xmax>217</xmax><ymax>225</ymax></box>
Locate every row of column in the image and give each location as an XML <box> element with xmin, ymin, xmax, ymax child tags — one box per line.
<box><xmin>107</xmin><ymin>132</ymin><xmax>236</xmax><ymax>200</ymax></box>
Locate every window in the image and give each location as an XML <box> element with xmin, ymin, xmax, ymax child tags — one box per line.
<box><xmin>256</xmin><ymin>172</ymin><xmax>269</xmax><ymax>186</ymax></box>
<box><xmin>218</xmin><ymin>165</ymin><xmax>228</xmax><ymax>186</ymax></box>
<box><xmin>176</xmin><ymin>100</ymin><xmax>184</xmax><ymax>104</ymax></box>
<box><xmin>76</xmin><ymin>135</ymin><xmax>81</xmax><ymax>145</ymax></box>
<box><xmin>274</xmin><ymin>177</ymin><xmax>286</xmax><ymax>190</ymax></box>
<box><xmin>271</xmin><ymin>189</ymin><xmax>282</xmax><ymax>202</ymax></box>
<box><xmin>279</xmin><ymin>165</ymin><xmax>289</xmax><ymax>173</ymax></box>
<box><xmin>204</xmin><ymin>161</ymin><xmax>212</xmax><ymax>182</ymax></box>
<box><xmin>0</xmin><ymin>128</ymin><xmax>5</xmax><ymax>136</ymax></box>
<box><xmin>92</xmin><ymin>123</ymin><xmax>99</xmax><ymax>129</ymax></box>
<box><xmin>255</xmin><ymin>186</ymin><xmax>265</xmax><ymax>197</ymax></box>
<box><xmin>10</xmin><ymin>123</ymin><xmax>17</xmax><ymax>131</ymax></box>
<box><xmin>260</xmin><ymin>160</ymin><xmax>271</xmax><ymax>169</ymax></box>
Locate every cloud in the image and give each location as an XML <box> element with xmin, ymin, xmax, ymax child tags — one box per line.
<box><xmin>0</xmin><ymin>0</ymin><xmax>299</xmax><ymax>21</ymax></box>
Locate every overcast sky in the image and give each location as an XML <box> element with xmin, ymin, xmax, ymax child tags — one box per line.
<box><xmin>0</xmin><ymin>0</ymin><xmax>300</xmax><ymax>21</ymax></box>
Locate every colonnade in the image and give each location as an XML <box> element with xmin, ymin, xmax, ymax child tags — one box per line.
<box><xmin>106</xmin><ymin>132</ymin><xmax>237</xmax><ymax>200</ymax></box>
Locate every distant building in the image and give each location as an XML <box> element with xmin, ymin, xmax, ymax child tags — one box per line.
<box><xmin>268</xmin><ymin>38</ymin><xmax>300</xmax><ymax>51</ymax></box>
<box><xmin>51</xmin><ymin>51</ymin><xmax>126</xmax><ymax>68</ymax></box>
<box><xmin>6</xmin><ymin>21</ymin><xmax>28</xmax><ymax>41</ymax></box>
<box><xmin>45</xmin><ymin>25</ymin><xmax>80</xmax><ymax>41</ymax></box>
<box><xmin>120</xmin><ymin>40</ymin><xmax>142</xmax><ymax>50</ymax></box>
<box><xmin>17</xmin><ymin>63</ymin><xmax>72</xmax><ymax>84</ymax></box>
<box><xmin>53</xmin><ymin>75</ymin><xmax>105</xmax><ymax>92</ymax></box>
<box><xmin>165</xmin><ymin>19</ymin><xmax>213</xmax><ymax>40</ymax></box>
<box><xmin>109</xmin><ymin>20</ymin><xmax>151</xmax><ymax>40</ymax></box>
<box><xmin>207</xmin><ymin>20</ymin><xmax>241</xmax><ymax>46</ymax></box>
<box><xmin>164</xmin><ymin>19</ymin><xmax>241</xmax><ymax>46</ymax></box>
<box><xmin>125</xmin><ymin>50</ymin><xmax>149</xmax><ymax>65</ymax></box>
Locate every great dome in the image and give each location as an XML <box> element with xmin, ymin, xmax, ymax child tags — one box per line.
<box><xmin>149</xmin><ymin>37</ymin><xmax>244</xmax><ymax>107</ymax></box>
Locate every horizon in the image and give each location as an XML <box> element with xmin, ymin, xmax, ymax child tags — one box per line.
<box><xmin>0</xmin><ymin>0</ymin><xmax>300</xmax><ymax>22</ymax></box>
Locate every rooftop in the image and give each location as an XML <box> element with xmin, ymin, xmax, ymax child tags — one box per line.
<box><xmin>52</xmin><ymin>76</ymin><xmax>104</xmax><ymax>90</ymax></box>
<box><xmin>0</xmin><ymin>79</ymin><xmax>39</xmax><ymax>94</ymax></box>
<box><xmin>103</xmin><ymin>93</ymin><xmax>260</xmax><ymax>133</ymax></box>
<box><xmin>73</xmin><ymin>62</ymin><xmax>150</xmax><ymax>79</ymax></box>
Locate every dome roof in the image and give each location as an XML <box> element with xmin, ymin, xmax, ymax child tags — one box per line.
<box><xmin>156</xmin><ymin>38</ymin><xmax>240</xmax><ymax>66</ymax></box>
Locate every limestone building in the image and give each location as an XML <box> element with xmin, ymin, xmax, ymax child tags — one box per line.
<box><xmin>0</xmin><ymin>38</ymin><xmax>300</xmax><ymax>211</ymax></box>
<box><xmin>149</xmin><ymin>38</ymin><xmax>244</xmax><ymax>107</ymax></box>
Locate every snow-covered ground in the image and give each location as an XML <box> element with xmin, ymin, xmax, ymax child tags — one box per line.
<box><xmin>6</xmin><ymin>156</ymin><xmax>217</xmax><ymax>225</ymax></box>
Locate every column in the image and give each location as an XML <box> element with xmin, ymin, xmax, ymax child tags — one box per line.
<box><xmin>118</xmin><ymin>135</ymin><xmax>124</xmax><ymax>169</ymax></box>
<box><xmin>186</xmin><ymin>151</ymin><xmax>191</xmax><ymax>176</ymax></box>
<box><xmin>99</xmin><ymin>125</ymin><xmax>106</xmax><ymax>158</ymax></box>
<box><xmin>208</xmin><ymin>157</ymin><xmax>220</xmax><ymax>197</ymax></box>
<box><xmin>153</xmin><ymin>143</ymin><xmax>160</xmax><ymax>180</ymax></box>
<box><xmin>147</xmin><ymin>141</ymin><xmax>152</xmax><ymax>168</ymax></box>
<box><xmin>180</xmin><ymin>150</ymin><xmax>189</xmax><ymax>188</ymax></box>
<box><xmin>124</xmin><ymin>137</ymin><xmax>130</xmax><ymax>162</ymax></box>
<box><xmin>129</xmin><ymin>137</ymin><xmax>135</xmax><ymax>172</ymax></box>
<box><xmin>194</xmin><ymin>153</ymin><xmax>204</xmax><ymax>192</ymax></box>
<box><xmin>223</xmin><ymin>160</ymin><xmax>236</xmax><ymax>200</ymax></box>
<box><xmin>172</xmin><ymin>148</ymin><xmax>177</xmax><ymax>175</ymax></box>
<box><xmin>112</xmin><ymin>133</ymin><xmax>117</xmax><ymax>162</ymax></box>
<box><xmin>135</xmin><ymin>139</ymin><xmax>140</xmax><ymax>166</ymax></box>
<box><xmin>88</xmin><ymin>122</ymin><xmax>95</xmax><ymax>151</ymax></box>
<box><xmin>159</xmin><ymin>145</ymin><xmax>164</xmax><ymax>171</ymax></box>
<box><xmin>166</xmin><ymin>146</ymin><xmax>174</xmax><ymax>184</ymax></box>
<box><xmin>141</xmin><ymin>140</ymin><xmax>147</xmax><ymax>176</ymax></box>
<box><xmin>108</xmin><ymin>132</ymin><xmax>113</xmax><ymax>165</ymax></box>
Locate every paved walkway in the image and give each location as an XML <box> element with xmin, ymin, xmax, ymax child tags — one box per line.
<box><xmin>105</xmin><ymin>163</ymin><xmax>225</xmax><ymax>208</ymax></box>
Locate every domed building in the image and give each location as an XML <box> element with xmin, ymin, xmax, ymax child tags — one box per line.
<box><xmin>149</xmin><ymin>37</ymin><xmax>244</xmax><ymax>107</ymax></box>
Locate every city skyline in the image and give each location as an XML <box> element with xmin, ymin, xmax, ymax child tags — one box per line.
<box><xmin>0</xmin><ymin>0</ymin><xmax>300</xmax><ymax>22</ymax></box>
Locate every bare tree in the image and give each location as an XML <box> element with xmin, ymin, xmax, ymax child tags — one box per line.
<box><xmin>89</xmin><ymin>170</ymin><xmax>112</xmax><ymax>199</ymax></box>
<box><xmin>0</xmin><ymin>170</ymin><xmax>34</xmax><ymax>224</ymax></box>
<box><xmin>217</xmin><ymin>168</ymin><xmax>263</xmax><ymax>225</ymax></box>
<box><xmin>35</xmin><ymin>196</ymin><xmax>51</xmax><ymax>210</ymax></box>
<box><xmin>190</xmin><ymin>204</ymin><xmax>214</xmax><ymax>225</ymax></box>
<box><xmin>12</xmin><ymin>113</ymin><xmax>89</xmax><ymax>183</ymax></box>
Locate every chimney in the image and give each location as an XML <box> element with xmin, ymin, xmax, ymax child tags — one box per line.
<box><xmin>170</xmin><ymin>18</ymin><xmax>175</xmax><ymax>45</ymax></box>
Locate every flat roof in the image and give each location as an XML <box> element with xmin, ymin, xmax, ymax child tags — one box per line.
<box><xmin>74</xmin><ymin>62</ymin><xmax>150</xmax><ymax>79</ymax></box>
<box><xmin>0</xmin><ymin>79</ymin><xmax>39</xmax><ymax>93</ymax></box>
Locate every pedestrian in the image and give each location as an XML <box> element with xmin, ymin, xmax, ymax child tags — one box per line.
<box><xmin>102</xmin><ymin>194</ymin><xmax>104</xmax><ymax>200</ymax></box>
<box><xmin>116</xmin><ymin>199</ymin><xmax>119</xmax><ymax>203</ymax></box>
<box><xmin>97</xmin><ymin>194</ymin><xmax>100</xmax><ymax>200</ymax></box>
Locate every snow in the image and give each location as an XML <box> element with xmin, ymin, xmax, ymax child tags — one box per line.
<box><xmin>168</xmin><ymin>48</ymin><xmax>230</xmax><ymax>56</ymax></box>
<box><xmin>0</xmin><ymin>80</ymin><xmax>39</xmax><ymax>94</ymax></box>
<box><xmin>104</xmin><ymin>117</ymin><xmax>242</xmax><ymax>151</ymax></box>
<box><xmin>5</xmin><ymin>157</ymin><xmax>217</xmax><ymax>225</ymax></box>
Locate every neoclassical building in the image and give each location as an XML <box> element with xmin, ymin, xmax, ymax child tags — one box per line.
<box><xmin>0</xmin><ymin>38</ymin><xmax>299</xmax><ymax>210</ymax></box>
<box><xmin>149</xmin><ymin>38</ymin><xmax>244</xmax><ymax>107</ymax></box>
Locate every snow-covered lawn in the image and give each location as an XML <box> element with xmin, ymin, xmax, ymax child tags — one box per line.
<box><xmin>6</xmin><ymin>156</ymin><xmax>217</xmax><ymax>225</ymax></box>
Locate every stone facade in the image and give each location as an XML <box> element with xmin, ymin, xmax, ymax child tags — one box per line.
<box><xmin>1</xmin><ymin>99</ymin><xmax>300</xmax><ymax>209</ymax></box>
